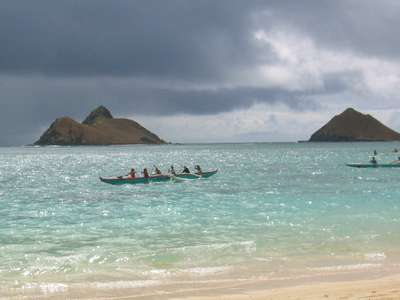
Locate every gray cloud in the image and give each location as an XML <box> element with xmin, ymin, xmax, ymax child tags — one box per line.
<box><xmin>255</xmin><ymin>0</ymin><xmax>400</xmax><ymax>59</ymax></box>
<box><xmin>0</xmin><ymin>0</ymin><xmax>262</xmax><ymax>79</ymax></box>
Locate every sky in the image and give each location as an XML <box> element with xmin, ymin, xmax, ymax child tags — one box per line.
<box><xmin>1</xmin><ymin>0</ymin><xmax>400</xmax><ymax>145</ymax></box>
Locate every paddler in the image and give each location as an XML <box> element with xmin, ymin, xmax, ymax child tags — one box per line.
<box><xmin>154</xmin><ymin>165</ymin><xmax>162</xmax><ymax>175</ymax></box>
<box><xmin>373</xmin><ymin>150</ymin><xmax>378</xmax><ymax>156</ymax></box>
<box><xmin>127</xmin><ymin>168</ymin><xmax>136</xmax><ymax>179</ymax></box>
<box><xmin>169</xmin><ymin>165</ymin><xmax>176</xmax><ymax>175</ymax></box>
<box><xmin>370</xmin><ymin>156</ymin><xmax>377</xmax><ymax>165</ymax></box>
<box><xmin>194</xmin><ymin>165</ymin><xmax>203</xmax><ymax>174</ymax></box>
<box><xmin>170</xmin><ymin>165</ymin><xmax>176</xmax><ymax>175</ymax></box>
<box><xmin>182</xmin><ymin>166</ymin><xmax>190</xmax><ymax>173</ymax></box>
<box><xmin>143</xmin><ymin>168</ymin><xmax>150</xmax><ymax>178</ymax></box>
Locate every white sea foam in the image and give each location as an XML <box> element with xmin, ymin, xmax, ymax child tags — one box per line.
<box><xmin>143</xmin><ymin>266</ymin><xmax>232</xmax><ymax>279</ymax></box>
<box><xmin>20</xmin><ymin>280</ymin><xmax>162</xmax><ymax>294</ymax></box>
<box><xmin>144</xmin><ymin>268</ymin><xmax>173</xmax><ymax>279</ymax></box>
<box><xmin>175</xmin><ymin>240</ymin><xmax>256</xmax><ymax>254</ymax></box>
<box><xmin>183</xmin><ymin>266</ymin><xmax>232</xmax><ymax>276</ymax></box>
<box><xmin>88</xmin><ymin>255</ymin><xmax>101</xmax><ymax>263</ymax></box>
<box><xmin>308</xmin><ymin>263</ymin><xmax>382</xmax><ymax>272</ymax></box>
<box><xmin>90</xmin><ymin>280</ymin><xmax>160</xmax><ymax>289</ymax></box>
<box><xmin>22</xmin><ymin>282</ymin><xmax>68</xmax><ymax>294</ymax></box>
<box><xmin>254</xmin><ymin>257</ymin><xmax>273</xmax><ymax>262</ymax></box>
<box><xmin>364</xmin><ymin>252</ymin><xmax>386</xmax><ymax>261</ymax></box>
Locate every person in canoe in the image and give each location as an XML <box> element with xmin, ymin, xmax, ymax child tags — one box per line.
<box><xmin>127</xmin><ymin>168</ymin><xmax>136</xmax><ymax>179</ymax></box>
<box><xmin>373</xmin><ymin>150</ymin><xmax>378</xmax><ymax>156</ymax></box>
<box><xmin>194</xmin><ymin>165</ymin><xmax>203</xmax><ymax>174</ymax></box>
<box><xmin>370</xmin><ymin>156</ymin><xmax>377</xmax><ymax>165</ymax></box>
<box><xmin>153</xmin><ymin>165</ymin><xmax>162</xmax><ymax>175</ymax></box>
<box><xmin>169</xmin><ymin>165</ymin><xmax>176</xmax><ymax>175</ymax></box>
<box><xmin>143</xmin><ymin>168</ymin><xmax>150</xmax><ymax>178</ymax></box>
<box><xmin>182</xmin><ymin>166</ymin><xmax>190</xmax><ymax>173</ymax></box>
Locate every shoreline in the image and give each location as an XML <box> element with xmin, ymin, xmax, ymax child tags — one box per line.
<box><xmin>5</xmin><ymin>266</ymin><xmax>400</xmax><ymax>299</ymax></box>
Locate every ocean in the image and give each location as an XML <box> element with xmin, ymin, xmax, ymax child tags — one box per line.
<box><xmin>1</xmin><ymin>143</ymin><xmax>400</xmax><ymax>297</ymax></box>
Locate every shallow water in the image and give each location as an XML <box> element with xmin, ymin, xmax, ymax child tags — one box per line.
<box><xmin>1</xmin><ymin>143</ymin><xmax>400</xmax><ymax>295</ymax></box>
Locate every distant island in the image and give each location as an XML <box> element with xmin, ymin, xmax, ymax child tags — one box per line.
<box><xmin>309</xmin><ymin>107</ymin><xmax>400</xmax><ymax>142</ymax></box>
<box><xmin>34</xmin><ymin>106</ymin><xmax>165</xmax><ymax>145</ymax></box>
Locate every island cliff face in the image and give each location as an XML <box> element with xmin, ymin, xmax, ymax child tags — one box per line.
<box><xmin>309</xmin><ymin>108</ymin><xmax>400</xmax><ymax>142</ymax></box>
<box><xmin>35</xmin><ymin>106</ymin><xmax>165</xmax><ymax>145</ymax></box>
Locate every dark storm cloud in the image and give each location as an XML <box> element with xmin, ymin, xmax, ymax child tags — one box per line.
<box><xmin>103</xmin><ymin>85</ymin><xmax>320</xmax><ymax>115</ymax></box>
<box><xmin>9</xmin><ymin>0</ymin><xmax>383</xmax><ymax>77</ymax></box>
<box><xmin>0</xmin><ymin>0</ymin><xmax>398</xmax><ymax>145</ymax></box>
<box><xmin>0</xmin><ymin>0</ymin><xmax>263</xmax><ymax>78</ymax></box>
<box><xmin>0</xmin><ymin>0</ymin><xmax>397</xmax><ymax>77</ymax></box>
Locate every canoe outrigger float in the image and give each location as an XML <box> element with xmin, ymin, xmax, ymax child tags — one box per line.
<box><xmin>346</xmin><ymin>163</ymin><xmax>400</xmax><ymax>168</ymax></box>
<box><xmin>100</xmin><ymin>170</ymin><xmax>218</xmax><ymax>185</ymax></box>
<box><xmin>175</xmin><ymin>169</ymin><xmax>218</xmax><ymax>179</ymax></box>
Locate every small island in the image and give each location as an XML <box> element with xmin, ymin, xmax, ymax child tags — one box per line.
<box><xmin>34</xmin><ymin>106</ymin><xmax>165</xmax><ymax>145</ymax></box>
<box><xmin>309</xmin><ymin>107</ymin><xmax>400</xmax><ymax>142</ymax></box>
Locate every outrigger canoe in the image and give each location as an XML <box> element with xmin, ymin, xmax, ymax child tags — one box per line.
<box><xmin>100</xmin><ymin>174</ymin><xmax>173</xmax><ymax>185</ymax></box>
<box><xmin>175</xmin><ymin>169</ymin><xmax>218</xmax><ymax>179</ymax></box>
<box><xmin>346</xmin><ymin>163</ymin><xmax>400</xmax><ymax>168</ymax></box>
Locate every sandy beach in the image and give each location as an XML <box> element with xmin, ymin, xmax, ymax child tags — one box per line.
<box><xmin>180</xmin><ymin>275</ymin><xmax>400</xmax><ymax>300</ymax></box>
<box><xmin>106</xmin><ymin>274</ymin><xmax>400</xmax><ymax>300</ymax></box>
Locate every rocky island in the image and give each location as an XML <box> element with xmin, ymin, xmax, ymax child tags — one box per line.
<box><xmin>34</xmin><ymin>106</ymin><xmax>165</xmax><ymax>145</ymax></box>
<box><xmin>309</xmin><ymin>108</ymin><xmax>400</xmax><ymax>142</ymax></box>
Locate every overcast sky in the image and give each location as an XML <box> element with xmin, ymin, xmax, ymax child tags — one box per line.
<box><xmin>1</xmin><ymin>0</ymin><xmax>400</xmax><ymax>145</ymax></box>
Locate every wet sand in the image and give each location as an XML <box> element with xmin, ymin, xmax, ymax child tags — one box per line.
<box><xmin>7</xmin><ymin>269</ymin><xmax>400</xmax><ymax>299</ymax></box>
<box><xmin>181</xmin><ymin>274</ymin><xmax>400</xmax><ymax>300</ymax></box>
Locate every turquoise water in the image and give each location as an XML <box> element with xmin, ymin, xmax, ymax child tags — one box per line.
<box><xmin>1</xmin><ymin>143</ymin><xmax>400</xmax><ymax>294</ymax></box>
